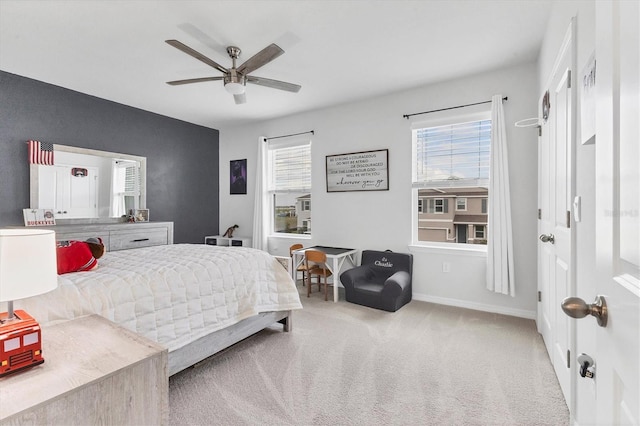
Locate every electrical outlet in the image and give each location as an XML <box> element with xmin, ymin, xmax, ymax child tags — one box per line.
<box><xmin>442</xmin><ymin>262</ymin><xmax>450</xmax><ymax>273</ymax></box>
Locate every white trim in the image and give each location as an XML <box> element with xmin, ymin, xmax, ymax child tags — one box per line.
<box><xmin>268</xmin><ymin>233</ymin><xmax>313</xmax><ymax>240</ymax></box>
<box><xmin>410</xmin><ymin>109</ymin><xmax>492</xmax><ymax>130</ymax></box>
<box><xmin>265</xmin><ymin>136</ymin><xmax>312</xmax><ymax>150</ymax></box>
<box><xmin>411</xmin><ymin>292</ymin><xmax>536</xmax><ymax>320</ymax></box>
<box><xmin>419</xmin><ymin>194</ymin><xmax>486</xmax><ymax>199</ymax></box>
<box><xmin>409</xmin><ymin>243</ymin><xmax>487</xmax><ymax>257</ymax></box>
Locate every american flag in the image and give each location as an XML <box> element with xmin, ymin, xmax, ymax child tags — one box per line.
<box><xmin>28</xmin><ymin>140</ymin><xmax>54</xmax><ymax>165</ymax></box>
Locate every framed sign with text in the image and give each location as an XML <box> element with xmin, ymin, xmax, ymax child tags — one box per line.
<box><xmin>326</xmin><ymin>149</ymin><xmax>389</xmax><ymax>192</ymax></box>
<box><xmin>23</xmin><ymin>209</ymin><xmax>56</xmax><ymax>226</ymax></box>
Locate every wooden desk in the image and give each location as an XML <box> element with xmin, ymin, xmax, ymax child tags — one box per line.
<box><xmin>0</xmin><ymin>315</ymin><xmax>168</xmax><ymax>425</ymax></box>
<box><xmin>292</xmin><ymin>246</ymin><xmax>359</xmax><ymax>302</ymax></box>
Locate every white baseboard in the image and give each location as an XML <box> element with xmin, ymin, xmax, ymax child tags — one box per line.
<box><xmin>412</xmin><ymin>292</ymin><xmax>537</xmax><ymax>320</ymax></box>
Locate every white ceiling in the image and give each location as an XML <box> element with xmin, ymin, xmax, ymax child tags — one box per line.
<box><xmin>0</xmin><ymin>0</ymin><xmax>552</xmax><ymax>130</ymax></box>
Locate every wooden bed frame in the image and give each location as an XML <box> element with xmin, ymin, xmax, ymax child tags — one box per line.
<box><xmin>168</xmin><ymin>310</ymin><xmax>292</xmax><ymax>376</ymax></box>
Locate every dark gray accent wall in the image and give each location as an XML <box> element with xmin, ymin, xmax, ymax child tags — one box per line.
<box><xmin>0</xmin><ymin>71</ymin><xmax>219</xmax><ymax>243</ymax></box>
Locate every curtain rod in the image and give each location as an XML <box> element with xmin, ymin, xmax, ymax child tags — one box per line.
<box><xmin>403</xmin><ymin>96</ymin><xmax>508</xmax><ymax>119</ymax></box>
<box><xmin>264</xmin><ymin>130</ymin><xmax>314</xmax><ymax>141</ymax></box>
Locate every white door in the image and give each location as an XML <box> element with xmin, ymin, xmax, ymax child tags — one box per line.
<box><xmin>591</xmin><ymin>1</ymin><xmax>640</xmax><ymax>424</ymax></box>
<box><xmin>538</xmin><ymin>21</ymin><xmax>575</xmax><ymax>405</ymax></box>
<box><xmin>42</xmin><ymin>165</ymin><xmax>99</xmax><ymax>219</ymax></box>
<box><xmin>66</xmin><ymin>166</ymin><xmax>98</xmax><ymax>218</ymax></box>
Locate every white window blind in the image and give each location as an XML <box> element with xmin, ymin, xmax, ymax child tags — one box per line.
<box><xmin>413</xmin><ymin>119</ymin><xmax>491</xmax><ymax>188</ymax></box>
<box><xmin>111</xmin><ymin>160</ymin><xmax>139</xmax><ymax>216</ymax></box>
<box><xmin>124</xmin><ymin>163</ymin><xmax>140</xmax><ymax>195</ymax></box>
<box><xmin>268</xmin><ymin>142</ymin><xmax>311</xmax><ymax>193</ymax></box>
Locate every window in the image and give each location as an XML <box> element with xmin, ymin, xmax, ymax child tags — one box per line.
<box><xmin>111</xmin><ymin>159</ymin><xmax>140</xmax><ymax>217</ymax></box>
<box><xmin>424</xmin><ymin>198</ymin><xmax>448</xmax><ymax>214</ymax></box>
<box><xmin>23</xmin><ymin>332</ymin><xmax>39</xmax><ymax>346</ymax></box>
<box><xmin>4</xmin><ymin>337</ymin><xmax>20</xmax><ymax>352</ymax></box>
<box><xmin>267</xmin><ymin>140</ymin><xmax>312</xmax><ymax>235</ymax></box>
<box><xmin>434</xmin><ymin>198</ymin><xmax>444</xmax><ymax>213</ymax></box>
<box><xmin>456</xmin><ymin>198</ymin><xmax>467</xmax><ymax>211</ymax></box>
<box><xmin>412</xmin><ymin>115</ymin><xmax>491</xmax><ymax>245</ymax></box>
<box><xmin>418</xmin><ymin>199</ymin><xmax>424</xmax><ymax>213</ymax></box>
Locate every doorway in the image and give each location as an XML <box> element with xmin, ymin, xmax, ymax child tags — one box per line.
<box><xmin>537</xmin><ymin>19</ymin><xmax>575</xmax><ymax>410</ymax></box>
<box><xmin>456</xmin><ymin>224</ymin><xmax>467</xmax><ymax>244</ymax></box>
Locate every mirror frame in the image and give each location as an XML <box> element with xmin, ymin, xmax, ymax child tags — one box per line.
<box><xmin>30</xmin><ymin>144</ymin><xmax>147</xmax><ymax>224</ymax></box>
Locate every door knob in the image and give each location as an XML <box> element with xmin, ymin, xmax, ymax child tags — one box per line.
<box><xmin>539</xmin><ymin>233</ymin><xmax>555</xmax><ymax>244</ymax></box>
<box><xmin>561</xmin><ymin>295</ymin><xmax>608</xmax><ymax>327</ymax></box>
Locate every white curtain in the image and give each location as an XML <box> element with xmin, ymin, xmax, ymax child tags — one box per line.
<box><xmin>252</xmin><ymin>137</ymin><xmax>268</xmax><ymax>250</ymax></box>
<box><xmin>111</xmin><ymin>162</ymin><xmax>127</xmax><ymax>217</ymax></box>
<box><xmin>487</xmin><ymin>94</ymin><xmax>515</xmax><ymax>296</ymax></box>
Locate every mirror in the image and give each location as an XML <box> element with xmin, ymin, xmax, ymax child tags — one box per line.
<box><xmin>30</xmin><ymin>144</ymin><xmax>146</xmax><ymax>223</ymax></box>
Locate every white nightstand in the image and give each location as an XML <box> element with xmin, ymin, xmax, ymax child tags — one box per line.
<box><xmin>0</xmin><ymin>315</ymin><xmax>168</xmax><ymax>425</ymax></box>
<box><xmin>204</xmin><ymin>235</ymin><xmax>252</xmax><ymax>247</ymax></box>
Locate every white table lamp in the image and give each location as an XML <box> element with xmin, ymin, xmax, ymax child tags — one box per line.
<box><xmin>0</xmin><ymin>229</ymin><xmax>58</xmax><ymax>376</ymax></box>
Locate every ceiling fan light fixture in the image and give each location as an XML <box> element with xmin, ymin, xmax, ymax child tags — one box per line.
<box><xmin>166</xmin><ymin>40</ymin><xmax>301</xmax><ymax>103</ymax></box>
<box><xmin>225</xmin><ymin>81</ymin><xmax>245</xmax><ymax>95</ymax></box>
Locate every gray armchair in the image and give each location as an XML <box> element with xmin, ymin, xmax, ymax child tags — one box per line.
<box><xmin>340</xmin><ymin>250</ymin><xmax>413</xmax><ymax>312</ymax></box>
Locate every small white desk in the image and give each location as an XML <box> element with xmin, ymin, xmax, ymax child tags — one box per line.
<box><xmin>292</xmin><ymin>246</ymin><xmax>359</xmax><ymax>302</ymax></box>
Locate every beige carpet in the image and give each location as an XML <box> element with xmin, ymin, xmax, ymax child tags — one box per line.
<box><xmin>169</xmin><ymin>286</ymin><xmax>569</xmax><ymax>425</ymax></box>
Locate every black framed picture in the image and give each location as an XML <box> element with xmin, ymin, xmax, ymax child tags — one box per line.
<box><xmin>326</xmin><ymin>149</ymin><xmax>389</xmax><ymax>192</ymax></box>
<box><xmin>230</xmin><ymin>159</ymin><xmax>247</xmax><ymax>194</ymax></box>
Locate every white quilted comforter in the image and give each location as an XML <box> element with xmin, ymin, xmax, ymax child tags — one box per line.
<box><xmin>13</xmin><ymin>244</ymin><xmax>302</xmax><ymax>352</ymax></box>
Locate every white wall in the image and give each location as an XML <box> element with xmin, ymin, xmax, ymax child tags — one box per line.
<box><xmin>220</xmin><ymin>62</ymin><xmax>540</xmax><ymax>318</ymax></box>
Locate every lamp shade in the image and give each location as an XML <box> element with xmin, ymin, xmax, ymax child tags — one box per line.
<box><xmin>225</xmin><ymin>82</ymin><xmax>245</xmax><ymax>95</ymax></box>
<box><xmin>0</xmin><ymin>229</ymin><xmax>58</xmax><ymax>302</ymax></box>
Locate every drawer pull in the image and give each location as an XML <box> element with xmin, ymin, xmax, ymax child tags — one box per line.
<box><xmin>132</xmin><ymin>238</ymin><xmax>150</xmax><ymax>242</ymax></box>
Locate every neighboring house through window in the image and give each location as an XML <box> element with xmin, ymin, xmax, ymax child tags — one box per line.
<box><xmin>267</xmin><ymin>139</ymin><xmax>312</xmax><ymax>235</ymax></box>
<box><xmin>412</xmin><ymin>111</ymin><xmax>491</xmax><ymax>246</ymax></box>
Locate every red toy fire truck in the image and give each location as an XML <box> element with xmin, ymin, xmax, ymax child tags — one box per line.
<box><xmin>0</xmin><ymin>310</ymin><xmax>45</xmax><ymax>377</ymax></box>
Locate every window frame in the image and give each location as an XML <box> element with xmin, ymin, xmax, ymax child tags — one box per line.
<box><xmin>266</xmin><ymin>138</ymin><xmax>312</xmax><ymax>237</ymax></box>
<box><xmin>434</xmin><ymin>198</ymin><xmax>445</xmax><ymax>214</ymax></box>
<box><xmin>410</xmin><ymin>108</ymin><xmax>491</xmax><ymax>252</ymax></box>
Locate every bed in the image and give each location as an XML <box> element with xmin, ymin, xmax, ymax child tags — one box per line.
<box><xmin>10</xmin><ymin>243</ymin><xmax>303</xmax><ymax>375</ymax></box>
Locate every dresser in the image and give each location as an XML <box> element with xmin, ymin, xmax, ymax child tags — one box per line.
<box><xmin>0</xmin><ymin>315</ymin><xmax>168</xmax><ymax>425</ymax></box>
<box><xmin>39</xmin><ymin>221</ymin><xmax>174</xmax><ymax>251</ymax></box>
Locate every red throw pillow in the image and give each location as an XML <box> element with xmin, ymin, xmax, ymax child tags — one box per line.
<box><xmin>56</xmin><ymin>240</ymin><xmax>99</xmax><ymax>275</ymax></box>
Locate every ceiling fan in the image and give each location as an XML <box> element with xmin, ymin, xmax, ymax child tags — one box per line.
<box><xmin>165</xmin><ymin>39</ymin><xmax>301</xmax><ymax>104</ymax></box>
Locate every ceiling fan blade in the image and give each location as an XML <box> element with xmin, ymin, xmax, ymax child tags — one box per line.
<box><xmin>237</xmin><ymin>43</ymin><xmax>284</xmax><ymax>75</ymax></box>
<box><xmin>234</xmin><ymin>93</ymin><xmax>247</xmax><ymax>104</ymax></box>
<box><xmin>166</xmin><ymin>76</ymin><xmax>224</xmax><ymax>86</ymax></box>
<box><xmin>165</xmin><ymin>39</ymin><xmax>228</xmax><ymax>74</ymax></box>
<box><xmin>247</xmin><ymin>76</ymin><xmax>301</xmax><ymax>93</ymax></box>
